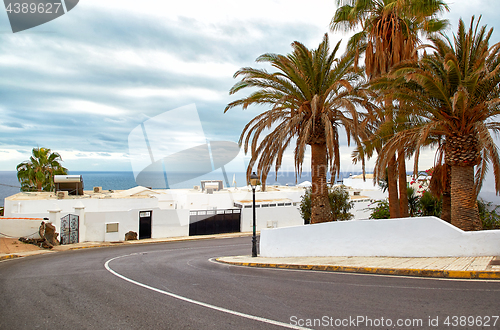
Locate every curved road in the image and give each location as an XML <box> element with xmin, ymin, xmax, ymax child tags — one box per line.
<box><xmin>0</xmin><ymin>237</ymin><xmax>499</xmax><ymax>329</ymax></box>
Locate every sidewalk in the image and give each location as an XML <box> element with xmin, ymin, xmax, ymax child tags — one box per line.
<box><xmin>217</xmin><ymin>255</ymin><xmax>500</xmax><ymax>280</ymax></box>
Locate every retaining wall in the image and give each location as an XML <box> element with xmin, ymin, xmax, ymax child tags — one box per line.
<box><xmin>260</xmin><ymin>217</ymin><xmax>500</xmax><ymax>257</ymax></box>
<box><xmin>0</xmin><ymin>217</ymin><xmax>44</xmax><ymax>238</ymax></box>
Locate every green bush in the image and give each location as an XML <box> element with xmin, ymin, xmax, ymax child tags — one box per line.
<box><xmin>299</xmin><ymin>185</ymin><xmax>354</xmax><ymax>224</ymax></box>
<box><xmin>407</xmin><ymin>186</ymin><xmax>420</xmax><ymax>217</ymax></box>
<box><xmin>367</xmin><ymin>199</ymin><xmax>390</xmax><ymax>219</ymax></box>
<box><xmin>477</xmin><ymin>199</ymin><xmax>500</xmax><ymax>230</ymax></box>
<box><xmin>367</xmin><ymin>191</ymin><xmax>500</xmax><ymax>229</ymax></box>
<box><xmin>419</xmin><ymin>191</ymin><xmax>442</xmax><ymax>217</ymax></box>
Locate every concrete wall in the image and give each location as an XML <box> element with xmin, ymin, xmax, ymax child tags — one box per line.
<box><xmin>4</xmin><ymin>188</ymin><xmax>304</xmax><ymax>216</ymax></box>
<box><xmin>343</xmin><ymin>178</ymin><xmax>379</xmax><ymax>190</ymax></box>
<box><xmin>0</xmin><ymin>203</ymin><xmax>301</xmax><ymax>241</ymax></box>
<box><xmin>241</xmin><ymin>206</ymin><xmax>303</xmax><ymax>232</ymax></box>
<box><xmin>4</xmin><ymin>197</ymin><xmax>160</xmax><ymax>216</ymax></box>
<box><xmin>183</xmin><ymin>189</ymin><xmax>304</xmax><ymax>210</ymax></box>
<box><xmin>1</xmin><ymin>188</ymin><xmax>305</xmax><ymax>241</ymax></box>
<box><xmin>185</xmin><ymin>190</ymin><xmax>247</xmax><ymax>209</ymax></box>
<box><xmin>350</xmin><ymin>201</ymin><xmax>372</xmax><ymax>220</ymax></box>
<box><xmin>260</xmin><ymin>217</ymin><xmax>500</xmax><ymax>257</ymax></box>
<box><xmin>84</xmin><ymin>208</ymin><xmax>189</xmax><ymax>242</ymax></box>
<box><xmin>0</xmin><ymin>217</ymin><xmax>44</xmax><ymax>238</ymax></box>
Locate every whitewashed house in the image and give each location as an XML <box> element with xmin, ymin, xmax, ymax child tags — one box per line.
<box><xmin>1</xmin><ymin>182</ymin><xmax>305</xmax><ymax>243</ymax></box>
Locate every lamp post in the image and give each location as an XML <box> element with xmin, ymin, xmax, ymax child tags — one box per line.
<box><xmin>250</xmin><ymin>172</ymin><xmax>258</xmax><ymax>257</ymax></box>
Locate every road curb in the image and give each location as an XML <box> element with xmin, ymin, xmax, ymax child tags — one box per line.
<box><xmin>64</xmin><ymin>233</ymin><xmax>254</xmax><ymax>251</ymax></box>
<box><xmin>0</xmin><ymin>233</ymin><xmax>255</xmax><ymax>259</ymax></box>
<box><xmin>0</xmin><ymin>254</ymin><xmax>19</xmax><ymax>261</ymax></box>
<box><xmin>216</xmin><ymin>258</ymin><xmax>500</xmax><ymax>280</ymax></box>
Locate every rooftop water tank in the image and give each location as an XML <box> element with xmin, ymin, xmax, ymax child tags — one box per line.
<box><xmin>54</xmin><ymin>175</ymin><xmax>84</xmax><ymax>195</ymax></box>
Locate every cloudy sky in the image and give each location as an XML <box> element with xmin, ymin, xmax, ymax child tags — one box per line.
<box><xmin>0</xmin><ymin>0</ymin><xmax>498</xmax><ymax>176</ymax></box>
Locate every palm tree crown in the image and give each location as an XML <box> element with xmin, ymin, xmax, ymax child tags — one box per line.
<box><xmin>331</xmin><ymin>0</ymin><xmax>449</xmax><ymax>218</ymax></box>
<box><xmin>373</xmin><ymin>17</ymin><xmax>500</xmax><ymax>230</ymax></box>
<box><xmin>225</xmin><ymin>34</ymin><xmax>374</xmax><ymax>223</ymax></box>
<box><xmin>331</xmin><ymin>0</ymin><xmax>449</xmax><ymax>78</ymax></box>
<box><xmin>17</xmin><ymin>147</ymin><xmax>68</xmax><ymax>192</ymax></box>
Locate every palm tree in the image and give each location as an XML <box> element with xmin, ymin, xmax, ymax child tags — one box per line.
<box><xmin>225</xmin><ymin>34</ymin><xmax>374</xmax><ymax>224</ymax></box>
<box><xmin>17</xmin><ymin>147</ymin><xmax>68</xmax><ymax>192</ymax></box>
<box><xmin>331</xmin><ymin>0</ymin><xmax>449</xmax><ymax>218</ymax></box>
<box><xmin>372</xmin><ymin>17</ymin><xmax>500</xmax><ymax>230</ymax></box>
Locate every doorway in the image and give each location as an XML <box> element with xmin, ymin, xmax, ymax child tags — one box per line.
<box><xmin>139</xmin><ymin>210</ymin><xmax>152</xmax><ymax>239</ymax></box>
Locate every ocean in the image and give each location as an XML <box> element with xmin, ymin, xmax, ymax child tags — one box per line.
<box><xmin>0</xmin><ymin>170</ymin><xmax>358</xmax><ymax>207</ymax></box>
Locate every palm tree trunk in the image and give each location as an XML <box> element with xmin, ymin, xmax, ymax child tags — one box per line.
<box><xmin>387</xmin><ymin>155</ymin><xmax>400</xmax><ymax>218</ymax></box>
<box><xmin>450</xmin><ymin>165</ymin><xmax>482</xmax><ymax>230</ymax></box>
<box><xmin>310</xmin><ymin>143</ymin><xmax>333</xmax><ymax>224</ymax></box>
<box><xmin>383</xmin><ymin>96</ymin><xmax>400</xmax><ymax>219</ymax></box>
<box><xmin>442</xmin><ymin>192</ymin><xmax>451</xmax><ymax>223</ymax></box>
<box><xmin>398</xmin><ymin>150</ymin><xmax>409</xmax><ymax>217</ymax></box>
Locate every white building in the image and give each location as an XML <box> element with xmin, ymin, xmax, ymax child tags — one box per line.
<box><xmin>342</xmin><ymin>174</ymin><xmax>387</xmax><ymax>219</ymax></box>
<box><xmin>1</xmin><ymin>184</ymin><xmax>305</xmax><ymax>243</ymax></box>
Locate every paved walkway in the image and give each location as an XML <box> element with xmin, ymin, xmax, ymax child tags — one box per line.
<box><xmin>217</xmin><ymin>255</ymin><xmax>500</xmax><ymax>280</ymax></box>
<box><xmin>2</xmin><ymin>235</ymin><xmax>499</xmax><ymax>279</ymax></box>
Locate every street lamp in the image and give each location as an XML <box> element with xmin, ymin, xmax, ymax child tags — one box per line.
<box><xmin>250</xmin><ymin>172</ymin><xmax>258</xmax><ymax>257</ymax></box>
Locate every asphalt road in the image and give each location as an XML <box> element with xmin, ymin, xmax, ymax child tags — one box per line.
<box><xmin>0</xmin><ymin>237</ymin><xmax>499</xmax><ymax>330</ymax></box>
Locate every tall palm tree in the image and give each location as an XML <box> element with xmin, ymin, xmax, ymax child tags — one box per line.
<box><xmin>372</xmin><ymin>17</ymin><xmax>500</xmax><ymax>230</ymax></box>
<box><xmin>331</xmin><ymin>0</ymin><xmax>449</xmax><ymax>218</ymax></box>
<box><xmin>225</xmin><ymin>34</ymin><xmax>374</xmax><ymax>224</ymax></box>
<box><xmin>17</xmin><ymin>147</ymin><xmax>68</xmax><ymax>192</ymax></box>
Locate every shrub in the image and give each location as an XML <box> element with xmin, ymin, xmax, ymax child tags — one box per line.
<box><xmin>407</xmin><ymin>186</ymin><xmax>420</xmax><ymax>217</ymax></box>
<box><xmin>367</xmin><ymin>199</ymin><xmax>390</xmax><ymax>219</ymax></box>
<box><xmin>367</xmin><ymin>191</ymin><xmax>500</xmax><ymax>227</ymax></box>
<box><xmin>369</xmin><ymin>191</ymin><xmax>441</xmax><ymax>219</ymax></box>
<box><xmin>299</xmin><ymin>185</ymin><xmax>354</xmax><ymax>224</ymax></box>
<box><xmin>477</xmin><ymin>199</ymin><xmax>500</xmax><ymax>230</ymax></box>
<box><xmin>419</xmin><ymin>191</ymin><xmax>442</xmax><ymax>217</ymax></box>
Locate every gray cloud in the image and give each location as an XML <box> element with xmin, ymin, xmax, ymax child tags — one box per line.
<box><xmin>0</xmin><ymin>5</ymin><xmax>324</xmax><ymax>162</ymax></box>
<box><xmin>0</xmin><ymin>0</ymin><xmax>496</xmax><ymax>172</ymax></box>
<box><xmin>2</xmin><ymin>122</ymin><xmax>24</xmax><ymax>128</ymax></box>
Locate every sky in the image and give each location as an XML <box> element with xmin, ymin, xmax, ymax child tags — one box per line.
<box><xmin>0</xmin><ymin>0</ymin><xmax>498</xmax><ymax>178</ymax></box>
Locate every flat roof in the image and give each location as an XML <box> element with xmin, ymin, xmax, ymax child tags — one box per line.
<box><xmin>5</xmin><ymin>185</ymin><xmax>306</xmax><ymax>202</ymax></box>
<box><xmin>350</xmin><ymin>174</ymin><xmax>375</xmax><ymax>179</ymax></box>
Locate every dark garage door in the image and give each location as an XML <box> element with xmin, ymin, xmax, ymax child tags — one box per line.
<box><xmin>189</xmin><ymin>209</ymin><xmax>241</xmax><ymax>236</ymax></box>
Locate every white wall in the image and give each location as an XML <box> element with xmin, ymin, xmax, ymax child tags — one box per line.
<box><xmin>185</xmin><ymin>190</ymin><xmax>244</xmax><ymax>210</ymax></box>
<box><xmin>351</xmin><ymin>201</ymin><xmax>373</xmax><ymax>220</ymax></box>
<box><xmin>183</xmin><ymin>189</ymin><xmax>304</xmax><ymax>210</ymax></box>
<box><xmin>241</xmin><ymin>206</ymin><xmax>303</xmax><ymax>232</ymax></box>
<box><xmin>0</xmin><ymin>217</ymin><xmax>44</xmax><ymax>238</ymax></box>
<box><xmin>260</xmin><ymin>217</ymin><xmax>500</xmax><ymax>257</ymax></box>
<box><xmin>343</xmin><ymin>178</ymin><xmax>379</xmax><ymax>190</ymax></box>
<box><xmin>2</xmin><ymin>187</ymin><xmax>305</xmax><ymax>241</ymax></box>
<box><xmin>84</xmin><ymin>208</ymin><xmax>189</xmax><ymax>242</ymax></box>
<box><xmin>151</xmin><ymin>209</ymin><xmax>190</xmax><ymax>238</ymax></box>
<box><xmin>4</xmin><ymin>197</ymin><xmax>161</xmax><ymax>216</ymax></box>
<box><xmin>4</xmin><ymin>188</ymin><xmax>305</xmax><ymax>216</ymax></box>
